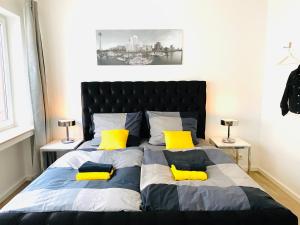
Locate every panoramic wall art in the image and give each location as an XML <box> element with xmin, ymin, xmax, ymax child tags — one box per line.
<box><xmin>96</xmin><ymin>29</ymin><xmax>183</xmax><ymax>65</ymax></box>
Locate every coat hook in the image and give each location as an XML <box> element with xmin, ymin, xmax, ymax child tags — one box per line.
<box><xmin>278</xmin><ymin>42</ymin><xmax>300</xmax><ymax>65</ymax></box>
<box><xmin>283</xmin><ymin>42</ymin><xmax>292</xmax><ymax>50</ymax></box>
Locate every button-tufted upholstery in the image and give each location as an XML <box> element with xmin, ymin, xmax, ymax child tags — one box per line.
<box><xmin>81</xmin><ymin>81</ymin><xmax>206</xmax><ymax>141</ymax></box>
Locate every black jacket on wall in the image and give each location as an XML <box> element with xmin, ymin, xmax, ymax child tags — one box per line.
<box><xmin>280</xmin><ymin>65</ymin><xmax>300</xmax><ymax>116</ymax></box>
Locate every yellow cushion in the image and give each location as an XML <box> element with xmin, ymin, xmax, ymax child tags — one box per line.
<box><xmin>170</xmin><ymin>164</ymin><xmax>208</xmax><ymax>181</ymax></box>
<box><xmin>163</xmin><ymin>130</ymin><xmax>195</xmax><ymax>150</ymax></box>
<box><xmin>76</xmin><ymin>170</ymin><xmax>114</xmax><ymax>181</ymax></box>
<box><xmin>98</xmin><ymin>129</ymin><xmax>129</xmax><ymax>150</ymax></box>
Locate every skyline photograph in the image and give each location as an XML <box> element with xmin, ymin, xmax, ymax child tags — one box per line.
<box><xmin>96</xmin><ymin>29</ymin><xmax>183</xmax><ymax>65</ymax></box>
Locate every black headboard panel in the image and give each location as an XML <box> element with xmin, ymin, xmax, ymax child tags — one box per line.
<box><xmin>81</xmin><ymin>81</ymin><xmax>206</xmax><ymax>141</ymax></box>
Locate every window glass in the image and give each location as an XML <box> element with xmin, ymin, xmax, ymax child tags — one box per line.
<box><xmin>0</xmin><ymin>19</ymin><xmax>13</xmax><ymax>130</ymax></box>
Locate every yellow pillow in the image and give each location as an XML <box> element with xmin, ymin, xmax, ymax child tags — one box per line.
<box><xmin>98</xmin><ymin>129</ymin><xmax>129</xmax><ymax>150</ymax></box>
<box><xmin>163</xmin><ymin>130</ymin><xmax>195</xmax><ymax>150</ymax></box>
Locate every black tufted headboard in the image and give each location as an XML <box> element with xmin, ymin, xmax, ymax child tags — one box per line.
<box><xmin>81</xmin><ymin>81</ymin><xmax>206</xmax><ymax>141</ymax></box>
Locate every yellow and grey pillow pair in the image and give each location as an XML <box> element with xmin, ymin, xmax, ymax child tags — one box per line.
<box><xmin>91</xmin><ymin>112</ymin><xmax>142</xmax><ymax>147</ymax></box>
<box><xmin>146</xmin><ymin>111</ymin><xmax>199</xmax><ymax>146</ymax></box>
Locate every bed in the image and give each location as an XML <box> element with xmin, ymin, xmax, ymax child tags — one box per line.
<box><xmin>0</xmin><ymin>81</ymin><xmax>297</xmax><ymax>225</ymax></box>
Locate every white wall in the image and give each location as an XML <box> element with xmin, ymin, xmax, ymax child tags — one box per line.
<box><xmin>259</xmin><ymin>0</ymin><xmax>300</xmax><ymax>200</ymax></box>
<box><xmin>38</xmin><ymin>0</ymin><xmax>268</xmax><ymax>168</ymax></box>
<box><xmin>0</xmin><ymin>0</ymin><xmax>22</xmax><ymax>13</ymax></box>
<box><xmin>0</xmin><ymin>139</ymin><xmax>32</xmax><ymax>201</ymax></box>
<box><xmin>0</xmin><ymin>0</ymin><xmax>34</xmax><ymax>201</ymax></box>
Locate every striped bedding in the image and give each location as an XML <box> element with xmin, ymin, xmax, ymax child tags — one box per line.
<box><xmin>1</xmin><ymin>148</ymin><xmax>143</xmax><ymax>212</ymax></box>
<box><xmin>141</xmin><ymin>147</ymin><xmax>288</xmax><ymax>212</ymax></box>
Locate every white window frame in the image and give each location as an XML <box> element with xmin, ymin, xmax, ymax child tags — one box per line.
<box><xmin>0</xmin><ymin>15</ymin><xmax>14</xmax><ymax>131</ymax></box>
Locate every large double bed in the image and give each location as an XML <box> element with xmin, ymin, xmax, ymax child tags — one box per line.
<box><xmin>0</xmin><ymin>81</ymin><xmax>297</xmax><ymax>225</ymax></box>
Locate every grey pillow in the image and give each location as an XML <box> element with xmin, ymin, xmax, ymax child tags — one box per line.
<box><xmin>146</xmin><ymin>111</ymin><xmax>199</xmax><ymax>146</ymax></box>
<box><xmin>91</xmin><ymin>112</ymin><xmax>142</xmax><ymax>146</ymax></box>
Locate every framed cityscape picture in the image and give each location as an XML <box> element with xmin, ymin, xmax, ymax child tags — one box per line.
<box><xmin>96</xmin><ymin>29</ymin><xmax>183</xmax><ymax>65</ymax></box>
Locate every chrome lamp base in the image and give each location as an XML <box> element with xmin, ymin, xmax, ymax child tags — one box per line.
<box><xmin>222</xmin><ymin>137</ymin><xmax>236</xmax><ymax>143</ymax></box>
<box><xmin>222</xmin><ymin>124</ymin><xmax>236</xmax><ymax>143</ymax></box>
<box><xmin>61</xmin><ymin>138</ymin><xmax>75</xmax><ymax>144</ymax></box>
<box><xmin>61</xmin><ymin>126</ymin><xmax>74</xmax><ymax>144</ymax></box>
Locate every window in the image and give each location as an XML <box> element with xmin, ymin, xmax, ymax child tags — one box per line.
<box><xmin>0</xmin><ymin>15</ymin><xmax>13</xmax><ymax>130</ymax></box>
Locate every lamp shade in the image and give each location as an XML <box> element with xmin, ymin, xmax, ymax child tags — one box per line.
<box><xmin>221</xmin><ymin>119</ymin><xmax>238</xmax><ymax>126</ymax></box>
<box><xmin>58</xmin><ymin>119</ymin><xmax>76</xmax><ymax>127</ymax></box>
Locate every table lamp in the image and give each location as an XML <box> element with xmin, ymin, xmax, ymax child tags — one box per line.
<box><xmin>58</xmin><ymin>119</ymin><xmax>76</xmax><ymax>144</ymax></box>
<box><xmin>221</xmin><ymin>119</ymin><xmax>238</xmax><ymax>143</ymax></box>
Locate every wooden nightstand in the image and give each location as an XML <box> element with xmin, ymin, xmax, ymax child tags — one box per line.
<box><xmin>209</xmin><ymin>137</ymin><xmax>251</xmax><ymax>173</ymax></box>
<box><xmin>40</xmin><ymin>139</ymin><xmax>83</xmax><ymax>171</ymax></box>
